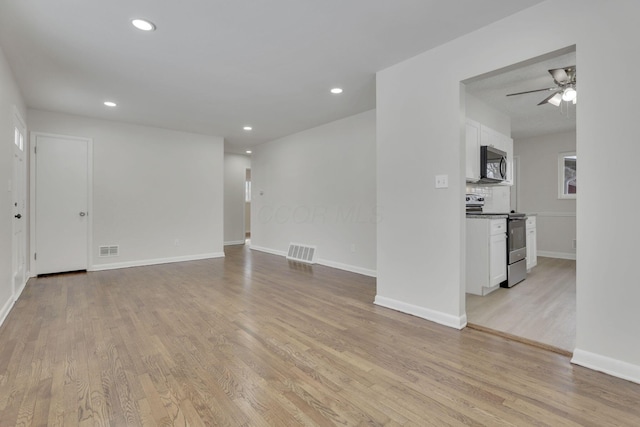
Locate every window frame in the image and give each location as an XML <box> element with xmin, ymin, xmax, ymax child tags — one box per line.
<box><xmin>558</xmin><ymin>151</ymin><xmax>577</xmax><ymax>199</ymax></box>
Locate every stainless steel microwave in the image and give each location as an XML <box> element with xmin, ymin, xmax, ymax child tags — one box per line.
<box><xmin>480</xmin><ymin>145</ymin><xmax>507</xmax><ymax>183</ymax></box>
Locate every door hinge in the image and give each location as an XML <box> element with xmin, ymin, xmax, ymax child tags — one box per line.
<box><xmin>34</xmin><ymin>253</ymin><xmax>37</xmax><ymax>260</ymax></box>
<box><xmin>34</xmin><ymin>146</ymin><xmax>37</xmax><ymax>154</ymax></box>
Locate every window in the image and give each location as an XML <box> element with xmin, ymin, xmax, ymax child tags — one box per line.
<box><xmin>14</xmin><ymin>127</ymin><xmax>24</xmax><ymax>151</ymax></box>
<box><xmin>245</xmin><ymin>180</ymin><xmax>251</xmax><ymax>202</ymax></box>
<box><xmin>558</xmin><ymin>152</ymin><xmax>576</xmax><ymax>199</ymax></box>
<box><xmin>245</xmin><ymin>168</ymin><xmax>252</xmax><ymax>203</ymax></box>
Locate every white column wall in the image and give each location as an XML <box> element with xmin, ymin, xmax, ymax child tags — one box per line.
<box><xmin>0</xmin><ymin>45</ymin><xmax>26</xmax><ymax>326</ymax></box>
<box><xmin>376</xmin><ymin>0</ymin><xmax>640</xmax><ymax>382</ymax></box>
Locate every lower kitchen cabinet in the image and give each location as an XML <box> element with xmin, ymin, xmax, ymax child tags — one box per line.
<box><xmin>466</xmin><ymin>217</ymin><xmax>507</xmax><ymax>296</ymax></box>
<box><xmin>526</xmin><ymin>215</ymin><xmax>537</xmax><ymax>270</ymax></box>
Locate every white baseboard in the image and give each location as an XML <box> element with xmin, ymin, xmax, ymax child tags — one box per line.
<box><xmin>250</xmin><ymin>245</ymin><xmax>377</xmax><ymax>278</ymax></box>
<box><xmin>537</xmin><ymin>250</ymin><xmax>576</xmax><ymax>260</ymax></box>
<box><xmin>224</xmin><ymin>240</ymin><xmax>246</xmax><ymax>246</ymax></box>
<box><xmin>572</xmin><ymin>349</ymin><xmax>640</xmax><ymax>385</ymax></box>
<box><xmin>374</xmin><ymin>295</ymin><xmax>467</xmax><ymax>330</ymax></box>
<box><xmin>250</xmin><ymin>245</ymin><xmax>286</xmax><ymax>257</ymax></box>
<box><xmin>317</xmin><ymin>258</ymin><xmax>376</xmax><ymax>278</ymax></box>
<box><xmin>90</xmin><ymin>252</ymin><xmax>225</xmax><ymax>271</ymax></box>
<box><xmin>0</xmin><ymin>296</ymin><xmax>14</xmax><ymax>330</ymax></box>
<box><xmin>0</xmin><ymin>276</ymin><xmax>29</xmax><ymax>329</ymax></box>
<box><xmin>15</xmin><ymin>279</ymin><xmax>27</xmax><ymax>300</ymax></box>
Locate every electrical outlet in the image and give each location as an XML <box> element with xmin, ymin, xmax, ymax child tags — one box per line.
<box><xmin>572</xmin><ymin>239</ymin><xmax>577</xmax><ymax>249</ymax></box>
<box><xmin>174</xmin><ymin>238</ymin><xmax>180</xmax><ymax>246</ymax></box>
<box><xmin>350</xmin><ymin>244</ymin><xmax>356</xmax><ymax>253</ymax></box>
<box><xmin>435</xmin><ymin>174</ymin><xmax>448</xmax><ymax>189</ymax></box>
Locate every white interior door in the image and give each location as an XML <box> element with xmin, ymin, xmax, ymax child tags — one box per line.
<box><xmin>35</xmin><ymin>134</ymin><xmax>90</xmax><ymax>275</ymax></box>
<box><xmin>12</xmin><ymin>114</ymin><xmax>26</xmax><ymax>294</ymax></box>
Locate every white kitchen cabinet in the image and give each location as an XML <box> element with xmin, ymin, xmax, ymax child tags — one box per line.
<box><xmin>465</xmin><ymin>119</ymin><xmax>481</xmax><ymax>182</ymax></box>
<box><xmin>526</xmin><ymin>215</ymin><xmax>537</xmax><ymax>271</ymax></box>
<box><xmin>466</xmin><ymin>217</ymin><xmax>507</xmax><ymax>296</ymax></box>
<box><xmin>490</xmin><ymin>231</ymin><xmax>508</xmax><ymax>285</ymax></box>
<box><xmin>498</xmin><ymin>133</ymin><xmax>514</xmax><ymax>185</ymax></box>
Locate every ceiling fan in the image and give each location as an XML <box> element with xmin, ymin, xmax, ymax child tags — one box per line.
<box><xmin>506</xmin><ymin>66</ymin><xmax>576</xmax><ymax>106</ymax></box>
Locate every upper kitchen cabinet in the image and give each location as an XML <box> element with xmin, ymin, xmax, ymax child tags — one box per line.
<box><xmin>498</xmin><ymin>132</ymin><xmax>514</xmax><ymax>185</ymax></box>
<box><xmin>465</xmin><ymin>119</ymin><xmax>481</xmax><ymax>182</ymax></box>
<box><xmin>466</xmin><ymin>118</ymin><xmax>513</xmax><ymax>185</ymax></box>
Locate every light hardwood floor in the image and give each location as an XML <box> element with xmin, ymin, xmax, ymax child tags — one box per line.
<box><xmin>466</xmin><ymin>257</ymin><xmax>576</xmax><ymax>354</ymax></box>
<box><xmin>2</xmin><ymin>246</ymin><xmax>639</xmax><ymax>426</ymax></box>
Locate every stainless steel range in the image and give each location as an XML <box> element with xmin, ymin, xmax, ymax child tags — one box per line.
<box><xmin>504</xmin><ymin>213</ymin><xmax>527</xmax><ymax>287</ymax></box>
<box><xmin>465</xmin><ymin>194</ymin><xmax>527</xmax><ymax>287</ymax></box>
<box><xmin>465</xmin><ymin>193</ymin><xmax>485</xmax><ymax>213</ymax></box>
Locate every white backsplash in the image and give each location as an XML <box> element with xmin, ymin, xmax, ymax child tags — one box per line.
<box><xmin>467</xmin><ymin>184</ymin><xmax>511</xmax><ymax>213</ymax></box>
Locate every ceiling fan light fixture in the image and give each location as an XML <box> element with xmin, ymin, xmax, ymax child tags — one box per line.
<box><xmin>562</xmin><ymin>87</ymin><xmax>577</xmax><ymax>102</ymax></box>
<box><xmin>548</xmin><ymin>93</ymin><xmax>563</xmax><ymax>107</ymax></box>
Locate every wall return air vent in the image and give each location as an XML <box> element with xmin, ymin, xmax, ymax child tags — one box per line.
<box><xmin>99</xmin><ymin>245</ymin><xmax>119</xmax><ymax>257</ymax></box>
<box><xmin>286</xmin><ymin>243</ymin><xmax>317</xmax><ymax>264</ymax></box>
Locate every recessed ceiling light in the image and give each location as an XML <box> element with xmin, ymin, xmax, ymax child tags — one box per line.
<box><xmin>132</xmin><ymin>19</ymin><xmax>156</xmax><ymax>31</ymax></box>
<box><xmin>243</xmin><ymin>126</ymin><xmax>252</xmax><ymax>131</ymax></box>
<box><xmin>104</xmin><ymin>101</ymin><xmax>117</xmax><ymax>107</ymax></box>
<box><xmin>246</xmin><ymin>150</ymin><xmax>252</xmax><ymax>154</ymax></box>
<box><xmin>330</xmin><ymin>88</ymin><xmax>343</xmax><ymax>94</ymax></box>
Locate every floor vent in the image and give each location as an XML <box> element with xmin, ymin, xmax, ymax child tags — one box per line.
<box><xmin>286</xmin><ymin>243</ymin><xmax>317</xmax><ymax>264</ymax></box>
<box><xmin>99</xmin><ymin>245</ymin><xmax>119</xmax><ymax>257</ymax></box>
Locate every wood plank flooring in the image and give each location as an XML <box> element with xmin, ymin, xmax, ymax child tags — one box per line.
<box><xmin>1</xmin><ymin>246</ymin><xmax>639</xmax><ymax>426</ymax></box>
<box><xmin>466</xmin><ymin>257</ymin><xmax>576</xmax><ymax>353</ymax></box>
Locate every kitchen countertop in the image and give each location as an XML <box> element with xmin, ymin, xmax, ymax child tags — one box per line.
<box><xmin>466</xmin><ymin>214</ymin><xmax>508</xmax><ymax>219</ymax></box>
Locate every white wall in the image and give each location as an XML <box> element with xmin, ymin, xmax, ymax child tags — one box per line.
<box><xmin>465</xmin><ymin>93</ymin><xmax>511</xmax><ymax>135</ymax></box>
<box><xmin>515</xmin><ymin>131</ymin><xmax>576</xmax><ymax>258</ymax></box>
<box><xmin>251</xmin><ymin>109</ymin><xmax>376</xmax><ymax>276</ymax></box>
<box><xmin>28</xmin><ymin>110</ymin><xmax>224</xmax><ymax>270</ymax></box>
<box><xmin>376</xmin><ymin>0</ymin><xmax>640</xmax><ymax>382</ymax></box>
<box><xmin>465</xmin><ymin>93</ymin><xmax>512</xmax><ymax>213</ymax></box>
<box><xmin>224</xmin><ymin>153</ymin><xmax>251</xmax><ymax>245</ymax></box>
<box><xmin>0</xmin><ymin>45</ymin><xmax>26</xmax><ymax>326</ymax></box>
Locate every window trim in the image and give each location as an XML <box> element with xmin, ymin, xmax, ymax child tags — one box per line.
<box><xmin>558</xmin><ymin>151</ymin><xmax>577</xmax><ymax>199</ymax></box>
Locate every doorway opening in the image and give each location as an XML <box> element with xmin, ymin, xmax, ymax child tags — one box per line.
<box><xmin>462</xmin><ymin>46</ymin><xmax>577</xmax><ymax>354</ymax></box>
<box><xmin>11</xmin><ymin>107</ymin><xmax>27</xmax><ymax>298</ymax></box>
<box><xmin>245</xmin><ymin>168</ymin><xmax>251</xmax><ymax>243</ymax></box>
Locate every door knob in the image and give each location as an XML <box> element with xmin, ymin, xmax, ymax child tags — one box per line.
<box><xmin>79</xmin><ymin>212</ymin><xmax>86</xmax><ymax>217</ymax></box>
<box><xmin>14</xmin><ymin>214</ymin><xmax>21</xmax><ymax>219</ymax></box>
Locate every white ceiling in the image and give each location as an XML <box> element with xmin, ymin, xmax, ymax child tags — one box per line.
<box><xmin>465</xmin><ymin>48</ymin><xmax>577</xmax><ymax>140</ymax></box>
<box><xmin>0</xmin><ymin>0</ymin><xmax>544</xmax><ymax>153</ymax></box>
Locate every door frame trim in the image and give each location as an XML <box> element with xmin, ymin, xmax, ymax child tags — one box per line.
<box><xmin>29</xmin><ymin>132</ymin><xmax>94</xmax><ymax>276</ymax></box>
<box><xmin>11</xmin><ymin>106</ymin><xmax>27</xmax><ymax>296</ymax></box>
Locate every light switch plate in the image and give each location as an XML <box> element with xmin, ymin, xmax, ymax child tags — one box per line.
<box><xmin>435</xmin><ymin>174</ymin><xmax>448</xmax><ymax>189</ymax></box>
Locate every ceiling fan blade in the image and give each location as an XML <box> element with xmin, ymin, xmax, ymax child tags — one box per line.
<box><xmin>506</xmin><ymin>87</ymin><xmax>556</xmax><ymax>97</ymax></box>
<box><xmin>549</xmin><ymin>66</ymin><xmax>575</xmax><ymax>84</ymax></box>
<box><xmin>537</xmin><ymin>90</ymin><xmax>563</xmax><ymax>106</ymax></box>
